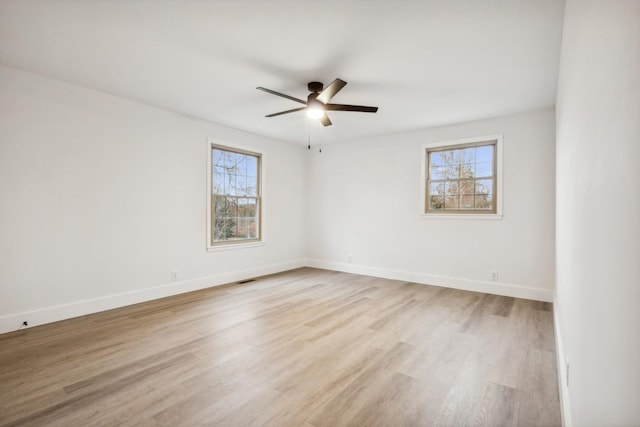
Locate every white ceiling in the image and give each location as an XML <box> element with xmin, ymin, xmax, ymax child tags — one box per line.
<box><xmin>0</xmin><ymin>0</ymin><xmax>565</xmax><ymax>145</ymax></box>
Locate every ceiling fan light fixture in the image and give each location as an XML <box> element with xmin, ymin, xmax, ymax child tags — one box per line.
<box><xmin>306</xmin><ymin>106</ymin><xmax>324</xmax><ymax>119</ymax></box>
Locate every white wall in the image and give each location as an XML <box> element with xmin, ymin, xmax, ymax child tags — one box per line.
<box><xmin>0</xmin><ymin>67</ymin><xmax>558</xmax><ymax>335</ymax></box>
<box><xmin>0</xmin><ymin>65</ymin><xmax>307</xmax><ymax>333</ymax></box>
<box><xmin>555</xmin><ymin>1</ymin><xmax>640</xmax><ymax>425</ymax></box>
<box><xmin>306</xmin><ymin>109</ymin><xmax>556</xmax><ymax>301</ymax></box>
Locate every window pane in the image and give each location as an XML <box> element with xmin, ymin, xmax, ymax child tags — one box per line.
<box><xmin>430</xmin><ymin>152</ymin><xmax>445</xmax><ymax>166</ymax></box>
<box><xmin>223</xmin><ymin>151</ymin><xmax>235</xmax><ymax>170</ymax></box>
<box><xmin>213</xmin><ymin>226</ymin><xmax>226</xmax><ymax>242</ymax></box>
<box><xmin>445</xmin><ymin>149</ymin><xmax>461</xmax><ymax>165</ymax></box>
<box><xmin>461</xmin><ymin>148</ymin><xmax>475</xmax><ymax>164</ymax></box>
<box><xmin>475</xmin><ymin>179</ymin><xmax>493</xmax><ymax>194</ymax></box>
<box><xmin>226</xmin><ymin>174</ymin><xmax>238</xmax><ymax>196</ymax></box>
<box><xmin>213</xmin><ymin>195</ymin><xmax>228</xmax><ymax>218</ymax></box>
<box><xmin>445</xmin><ymin>181</ymin><xmax>459</xmax><ymax>195</ymax></box>
<box><xmin>445</xmin><ymin>164</ymin><xmax>460</xmax><ymax>179</ymax></box>
<box><xmin>232</xmin><ymin>153</ymin><xmax>244</xmax><ymax>173</ymax></box>
<box><xmin>235</xmin><ymin>175</ymin><xmax>247</xmax><ymax>196</ymax></box>
<box><xmin>475</xmin><ymin>162</ymin><xmax>493</xmax><ymax>178</ymax></box>
<box><xmin>247</xmin><ymin>218</ymin><xmax>258</xmax><ymax>239</ymax></box>
<box><xmin>237</xmin><ymin>198</ymin><xmax>248</xmax><ymax>216</ymax></box>
<box><xmin>213</xmin><ymin>149</ymin><xmax>224</xmax><ymax>166</ymax></box>
<box><xmin>459</xmin><ymin>180</ymin><xmax>474</xmax><ymax>195</ymax></box>
<box><xmin>247</xmin><ymin>156</ymin><xmax>258</xmax><ymax>178</ymax></box>
<box><xmin>444</xmin><ymin>195</ymin><xmax>459</xmax><ymax>209</ymax></box>
<box><xmin>235</xmin><ymin>155</ymin><xmax>247</xmax><ymax>176</ymax></box>
<box><xmin>213</xmin><ymin>169</ymin><xmax>225</xmax><ymax>194</ymax></box>
<box><xmin>431</xmin><ymin>165</ymin><xmax>446</xmax><ymax>180</ymax></box>
<box><xmin>213</xmin><ymin>196</ymin><xmax>235</xmax><ymax>241</ymax></box>
<box><xmin>460</xmin><ymin>163</ymin><xmax>474</xmax><ymax>178</ymax></box>
<box><xmin>235</xmin><ymin>217</ymin><xmax>248</xmax><ymax>239</ymax></box>
<box><xmin>226</xmin><ymin>218</ymin><xmax>237</xmax><ymax>239</ymax></box>
<box><xmin>430</xmin><ymin>195</ymin><xmax>444</xmax><ymax>210</ymax></box>
<box><xmin>475</xmin><ymin>194</ymin><xmax>493</xmax><ymax>209</ymax></box>
<box><xmin>460</xmin><ymin>195</ymin><xmax>474</xmax><ymax>209</ymax></box>
<box><xmin>430</xmin><ymin>182</ymin><xmax>444</xmax><ymax>196</ymax></box>
<box><xmin>475</xmin><ymin>145</ymin><xmax>493</xmax><ymax>163</ymax></box>
<box><xmin>246</xmin><ymin>178</ymin><xmax>258</xmax><ymax>197</ymax></box>
<box><xmin>232</xmin><ymin>197</ymin><xmax>258</xmax><ymax>240</ymax></box>
<box><xmin>241</xmin><ymin>199</ymin><xmax>257</xmax><ymax>218</ymax></box>
<box><xmin>227</xmin><ymin>197</ymin><xmax>238</xmax><ymax>216</ymax></box>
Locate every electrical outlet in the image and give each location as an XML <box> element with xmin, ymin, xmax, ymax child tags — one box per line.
<box><xmin>171</xmin><ymin>271</ymin><xmax>178</xmax><ymax>281</ymax></box>
<box><xmin>347</xmin><ymin>254</ymin><xmax>353</xmax><ymax>263</ymax></box>
<box><xmin>490</xmin><ymin>271</ymin><xmax>499</xmax><ymax>281</ymax></box>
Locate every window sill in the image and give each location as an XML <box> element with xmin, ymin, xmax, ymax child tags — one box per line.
<box><xmin>420</xmin><ymin>213</ymin><xmax>503</xmax><ymax>220</ymax></box>
<box><xmin>207</xmin><ymin>241</ymin><xmax>267</xmax><ymax>252</ymax></box>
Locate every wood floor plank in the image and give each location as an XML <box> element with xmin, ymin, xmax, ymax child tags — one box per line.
<box><xmin>0</xmin><ymin>267</ymin><xmax>561</xmax><ymax>426</ymax></box>
<box><xmin>517</xmin><ymin>348</ymin><xmax>562</xmax><ymax>426</ymax></box>
<box><xmin>473</xmin><ymin>382</ymin><xmax>519</xmax><ymax>427</ymax></box>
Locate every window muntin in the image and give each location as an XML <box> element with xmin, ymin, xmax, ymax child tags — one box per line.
<box><xmin>426</xmin><ymin>140</ymin><xmax>497</xmax><ymax>214</ymax></box>
<box><xmin>210</xmin><ymin>145</ymin><xmax>261</xmax><ymax>246</ymax></box>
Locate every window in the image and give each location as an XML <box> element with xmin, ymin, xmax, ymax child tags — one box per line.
<box><xmin>422</xmin><ymin>135</ymin><xmax>503</xmax><ymax>217</ymax></box>
<box><xmin>208</xmin><ymin>142</ymin><xmax>262</xmax><ymax>247</ymax></box>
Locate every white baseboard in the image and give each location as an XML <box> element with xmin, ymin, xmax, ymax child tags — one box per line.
<box><xmin>0</xmin><ymin>259</ymin><xmax>305</xmax><ymax>335</ymax></box>
<box><xmin>305</xmin><ymin>259</ymin><xmax>554</xmax><ymax>302</ymax></box>
<box><xmin>553</xmin><ymin>296</ymin><xmax>572</xmax><ymax>427</ymax></box>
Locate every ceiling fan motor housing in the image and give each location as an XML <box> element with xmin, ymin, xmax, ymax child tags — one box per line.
<box><xmin>308</xmin><ymin>81</ymin><xmax>323</xmax><ymax>93</ymax></box>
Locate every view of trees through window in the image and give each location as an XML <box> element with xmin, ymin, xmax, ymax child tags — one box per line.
<box><xmin>427</xmin><ymin>142</ymin><xmax>495</xmax><ymax>213</ymax></box>
<box><xmin>211</xmin><ymin>146</ymin><xmax>260</xmax><ymax>244</ymax></box>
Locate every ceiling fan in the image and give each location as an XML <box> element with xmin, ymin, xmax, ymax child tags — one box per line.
<box><xmin>256</xmin><ymin>78</ymin><xmax>378</xmax><ymax>127</ymax></box>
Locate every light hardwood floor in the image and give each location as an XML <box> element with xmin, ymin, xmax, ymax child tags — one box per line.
<box><xmin>0</xmin><ymin>268</ymin><xmax>561</xmax><ymax>426</ymax></box>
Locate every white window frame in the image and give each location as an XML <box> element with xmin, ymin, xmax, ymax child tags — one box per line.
<box><xmin>420</xmin><ymin>134</ymin><xmax>503</xmax><ymax>220</ymax></box>
<box><xmin>206</xmin><ymin>138</ymin><xmax>266</xmax><ymax>251</ymax></box>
